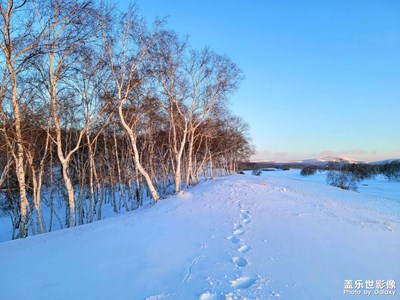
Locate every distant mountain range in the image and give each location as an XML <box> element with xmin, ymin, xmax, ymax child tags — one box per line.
<box><xmin>251</xmin><ymin>157</ymin><xmax>400</xmax><ymax>167</ymax></box>
<box><xmin>291</xmin><ymin>156</ymin><xmax>360</xmax><ymax>165</ymax></box>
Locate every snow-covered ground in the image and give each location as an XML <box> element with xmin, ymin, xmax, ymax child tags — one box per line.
<box><xmin>262</xmin><ymin>169</ymin><xmax>400</xmax><ymax>204</ymax></box>
<box><xmin>0</xmin><ymin>172</ymin><xmax>399</xmax><ymax>299</ymax></box>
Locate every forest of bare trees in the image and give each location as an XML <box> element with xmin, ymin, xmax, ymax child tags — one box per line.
<box><xmin>0</xmin><ymin>0</ymin><xmax>253</xmax><ymax>239</ymax></box>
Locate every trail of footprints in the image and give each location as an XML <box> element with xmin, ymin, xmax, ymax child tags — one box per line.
<box><xmin>196</xmin><ymin>183</ymin><xmax>284</xmax><ymax>299</ymax></box>
<box><xmin>199</xmin><ymin>182</ymin><xmax>275</xmax><ymax>299</ymax></box>
<box><xmin>200</xmin><ymin>203</ymin><xmax>256</xmax><ymax>299</ymax></box>
<box><xmin>228</xmin><ymin>207</ymin><xmax>257</xmax><ymax>291</ymax></box>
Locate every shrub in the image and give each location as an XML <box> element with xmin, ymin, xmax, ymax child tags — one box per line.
<box><xmin>346</xmin><ymin>163</ymin><xmax>373</xmax><ymax>181</ymax></box>
<box><xmin>300</xmin><ymin>166</ymin><xmax>317</xmax><ymax>176</ymax></box>
<box><xmin>326</xmin><ymin>163</ymin><xmax>373</xmax><ymax>191</ymax></box>
<box><xmin>380</xmin><ymin>161</ymin><xmax>400</xmax><ymax>181</ymax></box>
<box><xmin>252</xmin><ymin>168</ymin><xmax>262</xmax><ymax>176</ymax></box>
<box><xmin>326</xmin><ymin>170</ymin><xmax>358</xmax><ymax>190</ymax></box>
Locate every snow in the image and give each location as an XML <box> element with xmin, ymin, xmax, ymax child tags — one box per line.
<box><xmin>0</xmin><ymin>172</ymin><xmax>399</xmax><ymax>299</ymax></box>
<box><xmin>264</xmin><ymin>169</ymin><xmax>400</xmax><ymax>206</ymax></box>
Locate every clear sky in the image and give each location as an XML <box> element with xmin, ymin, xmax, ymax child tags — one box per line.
<box><xmin>122</xmin><ymin>0</ymin><xmax>400</xmax><ymax>162</ymax></box>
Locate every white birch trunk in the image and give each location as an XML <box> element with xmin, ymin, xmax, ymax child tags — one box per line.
<box><xmin>118</xmin><ymin>104</ymin><xmax>160</xmax><ymax>201</ymax></box>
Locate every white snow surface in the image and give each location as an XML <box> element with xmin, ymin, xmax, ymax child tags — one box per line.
<box><xmin>0</xmin><ymin>172</ymin><xmax>399</xmax><ymax>299</ymax></box>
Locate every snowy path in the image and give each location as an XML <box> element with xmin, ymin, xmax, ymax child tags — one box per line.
<box><xmin>0</xmin><ymin>174</ymin><xmax>399</xmax><ymax>299</ymax></box>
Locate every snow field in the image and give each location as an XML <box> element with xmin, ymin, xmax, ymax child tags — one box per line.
<box><xmin>0</xmin><ymin>173</ymin><xmax>399</xmax><ymax>299</ymax></box>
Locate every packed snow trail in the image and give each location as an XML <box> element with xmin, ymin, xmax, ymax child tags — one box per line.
<box><xmin>0</xmin><ymin>174</ymin><xmax>399</xmax><ymax>299</ymax></box>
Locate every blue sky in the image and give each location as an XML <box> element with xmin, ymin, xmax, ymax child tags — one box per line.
<box><xmin>123</xmin><ymin>0</ymin><xmax>400</xmax><ymax>162</ymax></box>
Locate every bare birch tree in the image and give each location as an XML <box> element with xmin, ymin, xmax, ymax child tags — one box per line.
<box><xmin>150</xmin><ymin>31</ymin><xmax>189</xmax><ymax>193</ymax></box>
<box><xmin>184</xmin><ymin>48</ymin><xmax>241</xmax><ymax>186</ymax></box>
<box><xmin>0</xmin><ymin>0</ymin><xmax>50</xmax><ymax>237</ymax></box>
<box><xmin>34</xmin><ymin>0</ymin><xmax>101</xmax><ymax>227</ymax></box>
<box><xmin>104</xmin><ymin>7</ymin><xmax>162</xmax><ymax>201</ymax></box>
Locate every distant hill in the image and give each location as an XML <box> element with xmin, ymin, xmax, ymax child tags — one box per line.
<box><xmin>248</xmin><ymin>157</ymin><xmax>360</xmax><ymax>169</ymax></box>
<box><xmin>244</xmin><ymin>157</ymin><xmax>400</xmax><ymax>170</ymax></box>
<box><xmin>293</xmin><ymin>156</ymin><xmax>361</xmax><ymax>166</ymax></box>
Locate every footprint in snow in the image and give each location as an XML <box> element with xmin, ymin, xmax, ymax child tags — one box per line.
<box><xmin>234</xmin><ymin>223</ymin><xmax>243</xmax><ymax>230</ymax></box>
<box><xmin>240</xmin><ymin>213</ymin><xmax>249</xmax><ymax>219</ymax></box>
<box><xmin>242</xmin><ymin>218</ymin><xmax>251</xmax><ymax>224</ymax></box>
<box><xmin>199</xmin><ymin>292</ymin><xmax>218</xmax><ymax>300</ymax></box>
<box><xmin>237</xmin><ymin>245</ymin><xmax>251</xmax><ymax>253</ymax></box>
<box><xmin>233</xmin><ymin>229</ymin><xmax>244</xmax><ymax>236</ymax></box>
<box><xmin>232</xmin><ymin>256</ymin><xmax>248</xmax><ymax>267</ymax></box>
<box><xmin>230</xmin><ymin>275</ymin><xmax>257</xmax><ymax>289</ymax></box>
<box><xmin>226</xmin><ymin>235</ymin><xmax>240</xmax><ymax>244</ymax></box>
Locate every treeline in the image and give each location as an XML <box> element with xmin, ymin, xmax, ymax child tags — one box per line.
<box><xmin>301</xmin><ymin>161</ymin><xmax>400</xmax><ymax>190</ymax></box>
<box><xmin>0</xmin><ymin>0</ymin><xmax>253</xmax><ymax>239</ymax></box>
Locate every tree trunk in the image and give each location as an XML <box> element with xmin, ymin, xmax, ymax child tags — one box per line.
<box><xmin>131</xmin><ymin>138</ymin><xmax>159</xmax><ymax>201</ymax></box>
<box><xmin>8</xmin><ymin>66</ymin><xmax>29</xmax><ymax>238</ymax></box>
<box><xmin>185</xmin><ymin>131</ymin><xmax>195</xmax><ymax>188</ymax></box>
<box><xmin>61</xmin><ymin>162</ymin><xmax>76</xmax><ymax>227</ymax></box>
<box><xmin>118</xmin><ymin>104</ymin><xmax>159</xmax><ymax>201</ymax></box>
